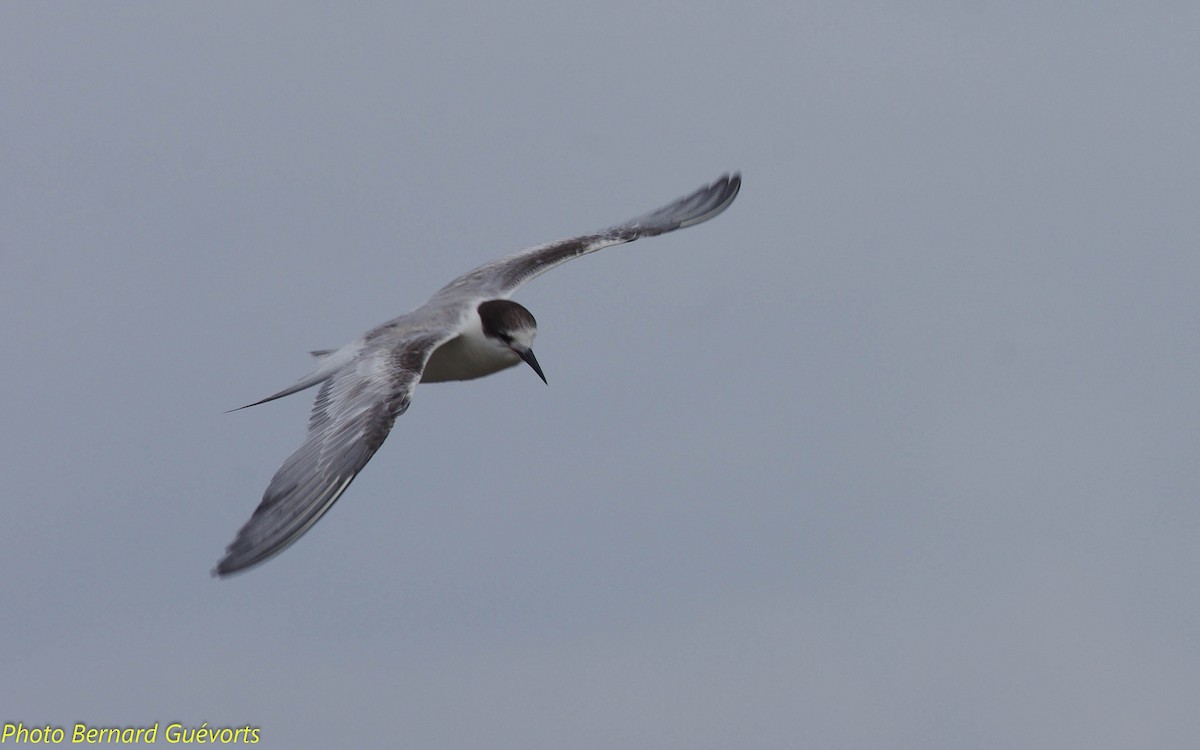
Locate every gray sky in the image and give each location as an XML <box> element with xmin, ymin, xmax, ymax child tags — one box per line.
<box><xmin>4</xmin><ymin>2</ymin><xmax>1199</xmax><ymax>748</ymax></box>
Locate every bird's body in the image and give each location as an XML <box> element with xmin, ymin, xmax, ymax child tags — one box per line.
<box><xmin>419</xmin><ymin>300</ymin><xmax>540</xmax><ymax>383</ymax></box>
<box><xmin>216</xmin><ymin>173</ymin><xmax>741</xmax><ymax>576</ymax></box>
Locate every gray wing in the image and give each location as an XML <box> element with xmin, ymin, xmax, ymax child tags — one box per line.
<box><xmin>214</xmin><ymin>333</ymin><xmax>446</xmax><ymax>576</ymax></box>
<box><xmin>433</xmin><ymin>173</ymin><xmax>741</xmax><ymax>300</ymax></box>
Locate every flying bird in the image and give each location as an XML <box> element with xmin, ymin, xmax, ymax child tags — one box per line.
<box><xmin>216</xmin><ymin>173</ymin><xmax>741</xmax><ymax>576</ymax></box>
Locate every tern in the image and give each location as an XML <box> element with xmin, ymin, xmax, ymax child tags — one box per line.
<box><xmin>215</xmin><ymin>173</ymin><xmax>741</xmax><ymax>576</ymax></box>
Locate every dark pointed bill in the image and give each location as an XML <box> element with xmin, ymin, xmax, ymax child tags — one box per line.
<box><xmin>519</xmin><ymin>348</ymin><xmax>548</xmax><ymax>384</ymax></box>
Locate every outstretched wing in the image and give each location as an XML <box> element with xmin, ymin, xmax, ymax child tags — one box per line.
<box><xmin>432</xmin><ymin>173</ymin><xmax>741</xmax><ymax>301</ymax></box>
<box><xmin>214</xmin><ymin>333</ymin><xmax>447</xmax><ymax>576</ymax></box>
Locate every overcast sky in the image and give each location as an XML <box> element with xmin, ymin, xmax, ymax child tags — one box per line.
<box><xmin>3</xmin><ymin>3</ymin><xmax>1199</xmax><ymax>748</ymax></box>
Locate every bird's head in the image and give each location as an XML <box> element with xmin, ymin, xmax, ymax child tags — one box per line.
<box><xmin>478</xmin><ymin>299</ymin><xmax>547</xmax><ymax>384</ymax></box>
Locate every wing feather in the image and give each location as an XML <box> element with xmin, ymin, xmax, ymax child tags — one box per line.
<box><xmin>433</xmin><ymin>173</ymin><xmax>740</xmax><ymax>299</ymax></box>
<box><xmin>214</xmin><ymin>333</ymin><xmax>446</xmax><ymax>576</ymax></box>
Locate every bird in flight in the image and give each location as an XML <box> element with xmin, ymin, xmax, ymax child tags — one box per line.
<box><xmin>216</xmin><ymin>173</ymin><xmax>741</xmax><ymax>576</ymax></box>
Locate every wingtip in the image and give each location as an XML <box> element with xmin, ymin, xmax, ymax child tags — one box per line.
<box><xmin>716</xmin><ymin>170</ymin><xmax>742</xmax><ymax>206</ymax></box>
<box><xmin>676</xmin><ymin>171</ymin><xmax>742</xmax><ymax>229</ymax></box>
<box><xmin>212</xmin><ymin>552</ymin><xmax>250</xmax><ymax>578</ymax></box>
<box><xmin>211</xmin><ymin>552</ymin><xmax>234</xmax><ymax>578</ymax></box>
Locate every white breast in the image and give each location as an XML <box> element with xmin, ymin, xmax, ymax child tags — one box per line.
<box><xmin>419</xmin><ymin>312</ymin><xmax>519</xmax><ymax>383</ymax></box>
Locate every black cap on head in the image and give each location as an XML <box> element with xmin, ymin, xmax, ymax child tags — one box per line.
<box><xmin>478</xmin><ymin>299</ymin><xmax>537</xmax><ymax>338</ymax></box>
